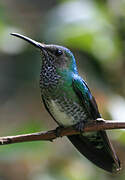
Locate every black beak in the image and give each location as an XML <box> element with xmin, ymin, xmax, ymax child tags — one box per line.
<box><xmin>10</xmin><ymin>33</ymin><xmax>45</xmax><ymax>49</ymax></box>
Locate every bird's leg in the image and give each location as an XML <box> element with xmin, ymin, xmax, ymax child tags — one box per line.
<box><xmin>55</xmin><ymin>126</ymin><xmax>64</xmax><ymax>137</ymax></box>
<box><xmin>74</xmin><ymin>120</ymin><xmax>86</xmax><ymax>133</ymax></box>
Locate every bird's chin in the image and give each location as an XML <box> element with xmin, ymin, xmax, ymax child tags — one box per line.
<box><xmin>40</xmin><ymin>49</ymin><xmax>48</xmax><ymax>60</ymax></box>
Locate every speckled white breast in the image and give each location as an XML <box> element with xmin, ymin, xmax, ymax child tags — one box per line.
<box><xmin>49</xmin><ymin>100</ymin><xmax>74</xmax><ymax>126</ymax></box>
<box><xmin>48</xmin><ymin>98</ymin><xmax>89</xmax><ymax>127</ymax></box>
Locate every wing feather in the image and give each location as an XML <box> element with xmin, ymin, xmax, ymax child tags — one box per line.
<box><xmin>67</xmin><ymin>75</ymin><xmax>121</xmax><ymax>173</ymax></box>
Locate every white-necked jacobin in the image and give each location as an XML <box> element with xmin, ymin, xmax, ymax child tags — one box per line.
<box><xmin>11</xmin><ymin>33</ymin><xmax>121</xmax><ymax>173</ymax></box>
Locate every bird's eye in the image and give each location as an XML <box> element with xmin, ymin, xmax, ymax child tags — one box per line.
<box><xmin>55</xmin><ymin>49</ymin><xmax>63</xmax><ymax>56</ymax></box>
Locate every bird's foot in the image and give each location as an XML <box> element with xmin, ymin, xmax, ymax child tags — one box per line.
<box><xmin>55</xmin><ymin>126</ymin><xmax>64</xmax><ymax>137</ymax></box>
<box><xmin>74</xmin><ymin>121</ymin><xmax>85</xmax><ymax>133</ymax></box>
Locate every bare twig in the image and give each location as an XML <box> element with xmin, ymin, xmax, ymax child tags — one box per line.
<box><xmin>0</xmin><ymin>119</ymin><xmax>125</xmax><ymax>145</ymax></box>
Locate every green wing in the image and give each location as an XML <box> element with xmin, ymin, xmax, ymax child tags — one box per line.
<box><xmin>72</xmin><ymin>75</ymin><xmax>101</xmax><ymax>120</ymax></box>
<box><xmin>68</xmin><ymin>75</ymin><xmax>121</xmax><ymax>173</ymax></box>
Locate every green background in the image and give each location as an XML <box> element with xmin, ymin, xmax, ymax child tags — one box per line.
<box><xmin>0</xmin><ymin>0</ymin><xmax>125</xmax><ymax>179</ymax></box>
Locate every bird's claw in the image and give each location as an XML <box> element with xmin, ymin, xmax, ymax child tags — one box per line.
<box><xmin>55</xmin><ymin>126</ymin><xmax>64</xmax><ymax>137</ymax></box>
<box><xmin>74</xmin><ymin>121</ymin><xmax>85</xmax><ymax>133</ymax></box>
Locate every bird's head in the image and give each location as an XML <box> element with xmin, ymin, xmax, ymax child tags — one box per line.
<box><xmin>11</xmin><ymin>33</ymin><xmax>77</xmax><ymax>73</ymax></box>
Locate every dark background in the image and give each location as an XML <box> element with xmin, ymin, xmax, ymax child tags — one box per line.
<box><xmin>0</xmin><ymin>0</ymin><xmax>125</xmax><ymax>179</ymax></box>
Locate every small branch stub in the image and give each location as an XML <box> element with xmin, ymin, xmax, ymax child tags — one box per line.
<box><xmin>0</xmin><ymin>119</ymin><xmax>125</xmax><ymax>145</ymax></box>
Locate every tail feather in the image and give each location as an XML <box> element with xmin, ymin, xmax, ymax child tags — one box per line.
<box><xmin>68</xmin><ymin>130</ymin><xmax>121</xmax><ymax>173</ymax></box>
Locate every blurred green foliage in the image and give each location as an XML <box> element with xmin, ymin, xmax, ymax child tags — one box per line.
<box><xmin>0</xmin><ymin>0</ymin><xmax>125</xmax><ymax>179</ymax></box>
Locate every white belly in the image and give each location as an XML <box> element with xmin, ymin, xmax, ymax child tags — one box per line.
<box><xmin>49</xmin><ymin>100</ymin><xmax>75</xmax><ymax>126</ymax></box>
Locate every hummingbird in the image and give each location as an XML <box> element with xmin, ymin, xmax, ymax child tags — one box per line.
<box><xmin>11</xmin><ymin>33</ymin><xmax>121</xmax><ymax>173</ymax></box>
